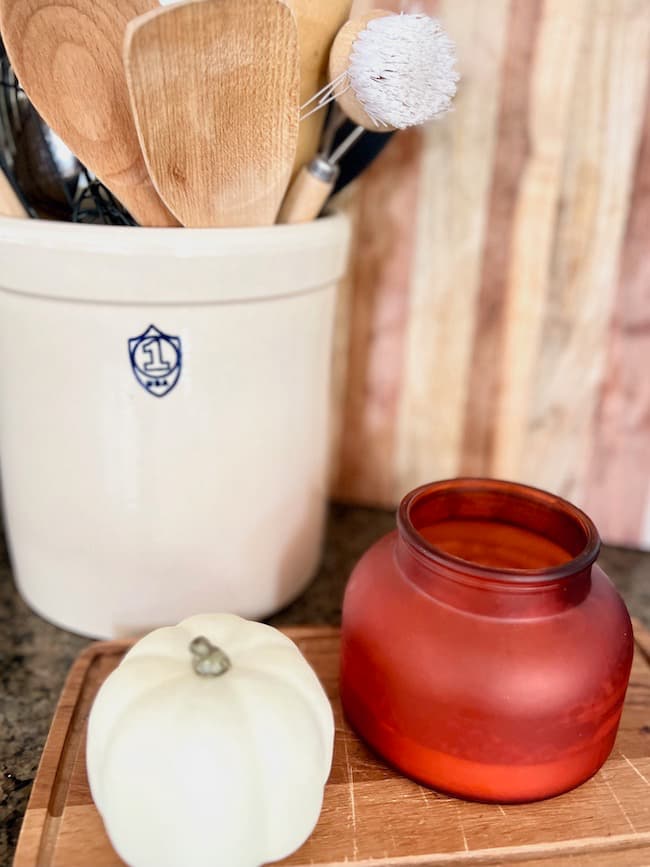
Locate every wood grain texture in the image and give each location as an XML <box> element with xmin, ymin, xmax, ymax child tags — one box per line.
<box><xmin>124</xmin><ymin>0</ymin><xmax>299</xmax><ymax>227</ymax></box>
<box><xmin>333</xmin><ymin>127</ymin><xmax>423</xmax><ymax>505</ymax></box>
<box><xmin>396</xmin><ymin>0</ymin><xmax>510</xmax><ymax>490</ymax></box>
<box><xmin>277</xmin><ymin>163</ymin><xmax>336</xmax><ymax>224</ymax></box>
<box><xmin>333</xmin><ymin>0</ymin><xmax>650</xmax><ymax>548</ymax></box>
<box><xmin>494</xmin><ymin>0</ymin><xmax>650</xmax><ymax>499</ymax></box>
<box><xmin>0</xmin><ymin>0</ymin><xmax>177</xmax><ymax>226</ymax></box>
<box><xmin>330</xmin><ymin>0</ymin><xmax>437</xmax><ymax>504</ymax></box>
<box><xmin>284</xmin><ymin>0</ymin><xmax>353</xmax><ymax>178</ymax></box>
<box><xmin>460</xmin><ymin>0</ymin><xmax>545</xmax><ymax>476</ymax></box>
<box><xmin>13</xmin><ymin>622</ymin><xmax>650</xmax><ymax>867</ymax></box>
<box><xmin>583</xmin><ymin>67</ymin><xmax>650</xmax><ymax>547</ymax></box>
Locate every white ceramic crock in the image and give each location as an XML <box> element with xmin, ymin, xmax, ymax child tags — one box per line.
<box><xmin>0</xmin><ymin>214</ymin><xmax>350</xmax><ymax>638</ymax></box>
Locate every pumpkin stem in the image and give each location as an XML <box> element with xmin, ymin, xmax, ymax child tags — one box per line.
<box><xmin>189</xmin><ymin>636</ymin><xmax>232</xmax><ymax>677</ymax></box>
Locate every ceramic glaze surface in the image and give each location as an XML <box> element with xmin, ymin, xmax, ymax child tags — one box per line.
<box><xmin>0</xmin><ymin>214</ymin><xmax>350</xmax><ymax>638</ymax></box>
<box><xmin>340</xmin><ymin>478</ymin><xmax>634</xmax><ymax>803</ymax></box>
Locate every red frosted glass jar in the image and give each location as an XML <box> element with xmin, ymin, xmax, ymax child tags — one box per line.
<box><xmin>340</xmin><ymin>478</ymin><xmax>634</xmax><ymax>803</ymax></box>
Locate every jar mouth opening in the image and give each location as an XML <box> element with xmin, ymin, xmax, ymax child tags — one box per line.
<box><xmin>398</xmin><ymin>478</ymin><xmax>601</xmax><ymax>583</ymax></box>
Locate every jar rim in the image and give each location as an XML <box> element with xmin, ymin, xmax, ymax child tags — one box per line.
<box><xmin>397</xmin><ymin>478</ymin><xmax>601</xmax><ymax>583</ymax></box>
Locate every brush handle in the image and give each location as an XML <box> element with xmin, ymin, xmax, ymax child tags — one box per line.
<box><xmin>333</xmin><ymin>124</ymin><xmax>394</xmax><ymax>193</ymax></box>
<box><xmin>277</xmin><ymin>157</ymin><xmax>338</xmax><ymax>223</ymax></box>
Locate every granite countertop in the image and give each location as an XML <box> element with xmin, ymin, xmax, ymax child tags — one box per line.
<box><xmin>2</xmin><ymin>504</ymin><xmax>650</xmax><ymax>865</ymax></box>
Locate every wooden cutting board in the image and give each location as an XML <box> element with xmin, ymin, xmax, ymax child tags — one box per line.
<box><xmin>14</xmin><ymin>624</ymin><xmax>650</xmax><ymax>867</ymax></box>
<box><xmin>328</xmin><ymin>0</ymin><xmax>650</xmax><ymax>551</ymax></box>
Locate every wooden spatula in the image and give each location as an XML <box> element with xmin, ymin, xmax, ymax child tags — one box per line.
<box><xmin>0</xmin><ymin>160</ymin><xmax>28</xmax><ymax>218</ymax></box>
<box><xmin>124</xmin><ymin>0</ymin><xmax>300</xmax><ymax>228</ymax></box>
<box><xmin>282</xmin><ymin>0</ymin><xmax>353</xmax><ymax>179</ymax></box>
<box><xmin>0</xmin><ymin>0</ymin><xmax>178</xmax><ymax>226</ymax></box>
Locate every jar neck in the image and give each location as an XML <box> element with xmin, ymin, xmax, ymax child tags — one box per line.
<box><xmin>396</xmin><ymin>534</ymin><xmax>592</xmax><ymax>618</ymax></box>
<box><xmin>396</xmin><ymin>479</ymin><xmax>600</xmax><ymax>619</ymax></box>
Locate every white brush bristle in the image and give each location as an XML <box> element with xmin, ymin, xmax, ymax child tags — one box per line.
<box><xmin>349</xmin><ymin>13</ymin><xmax>459</xmax><ymax>129</ymax></box>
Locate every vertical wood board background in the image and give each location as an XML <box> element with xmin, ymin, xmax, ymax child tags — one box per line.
<box><xmin>331</xmin><ymin>0</ymin><xmax>650</xmax><ymax>548</ymax></box>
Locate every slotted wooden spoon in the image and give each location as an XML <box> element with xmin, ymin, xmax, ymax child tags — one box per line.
<box><xmin>124</xmin><ymin>0</ymin><xmax>300</xmax><ymax>228</ymax></box>
<box><xmin>0</xmin><ymin>0</ymin><xmax>178</xmax><ymax>226</ymax></box>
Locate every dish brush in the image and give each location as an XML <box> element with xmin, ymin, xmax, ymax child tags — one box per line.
<box><xmin>278</xmin><ymin>10</ymin><xmax>459</xmax><ymax>224</ymax></box>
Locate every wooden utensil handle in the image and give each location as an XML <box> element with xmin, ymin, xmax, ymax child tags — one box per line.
<box><xmin>277</xmin><ymin>160</ymin><xmax>337</xmax><ymax>223</ymax></box>
<box><xmin>283</xmin><ymin>0</ymin><xmax>353</xmax><ymax>178</ymax></box>
<box><xmin>0</xmin><ymin>169</ymin><xmax>28</xmax><ymax>218</ymax></box>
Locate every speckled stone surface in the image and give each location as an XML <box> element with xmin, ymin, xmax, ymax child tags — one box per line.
<box><xmin>1</xmin><ymin>504</ymin><xmax>649</xmax><ymax>866</ymax></box>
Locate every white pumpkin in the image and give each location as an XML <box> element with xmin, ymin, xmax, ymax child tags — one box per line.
<box><xmin>87</xmin><ymin>613</ymin><xmax>334</xmax><ymax>867</ymax></box>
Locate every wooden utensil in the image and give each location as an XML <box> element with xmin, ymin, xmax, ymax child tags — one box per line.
<box><xmin>0</xmin><ymin>159</ymin><xmax>27</xmax><ymax>217</ymax></box>
<box><xmin>0</xmin><ymin>0</ymin><xmax>178</xmax><ymax>226</ymax></box>
<box><xmin>282</xmin><ymin>0</ymin><xmax>353</xmax><ymax>179</ymax></box>
<box><xmin>13</xmin><ymin>622</ymin><xmax>650</xmax><ymax>867</ymax></box>
<box><xmin>124</xmin><ymin>0</ymin><xmax>300</xmax><ymax>228</ymax></box>
<box><xmin>278</xmin><ymin>124</ymin><xmax>365</xmax><ymax>224</ymax></box>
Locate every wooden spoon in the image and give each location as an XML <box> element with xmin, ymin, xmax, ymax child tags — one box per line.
<box><xmin>124</xmin><ymin>0</ymin><xmax>300</xmax><ymax>228</ymax></box>
<box><xmin>0</xmin><ymin>0</ymin><xmax>178</xmax><ymax>226</ymax></box>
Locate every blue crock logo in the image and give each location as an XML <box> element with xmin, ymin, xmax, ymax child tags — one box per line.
<box><xmin>128</xmin><ymin>325</ymin><xmax>182</xmax><ymax>398</ymax></box>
